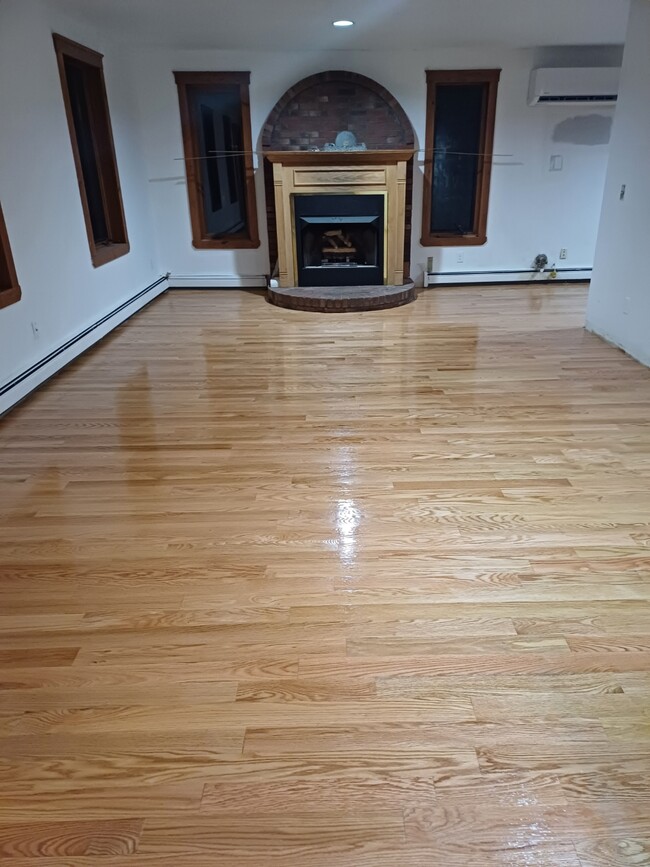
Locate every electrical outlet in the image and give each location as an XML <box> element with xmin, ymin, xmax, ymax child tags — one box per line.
<box><xmin>456</xmin><ymin>252</ymin><xmax>464</xmax><ymax>264</ymax></box>
<box><xmin>559</xmin><ymin>248</ymin><xmax>567</xmax><ymax>260</ymax></box>
<box><xmin>31</xmin><ymin>322</ymin><xmax>40</xmax><ymax>339</ymax></box>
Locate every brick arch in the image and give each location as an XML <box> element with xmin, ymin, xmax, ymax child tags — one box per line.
<box><xmin>262</xmin><ymin>70</ymin><xmax>415</xmax><ymax>151</ymax></box>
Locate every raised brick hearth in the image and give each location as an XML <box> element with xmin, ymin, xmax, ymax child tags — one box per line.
<box><xmin>267</xmin><ymin>281</ymin><xmax>417</xmax><ymax>312</ymax></box>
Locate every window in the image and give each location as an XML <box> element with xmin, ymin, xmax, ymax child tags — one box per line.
<box><xmin>174</xmin><ymin>72</ymin><xmax>259</xmax><ymax>249</ymax></box>
<box><xmin>421</xmin><ymin>69</ymin><xmax>500</xmax><ymax>246</ymax></box>
<box><xmin>53</xmin><ymin>34</ymin><xmax>129</xmax><ymax>267</ymax></box>
<box><xmin>0</xmin><ymin>201</ymin><xmax>21</xmax><ymax>310</ymax></box>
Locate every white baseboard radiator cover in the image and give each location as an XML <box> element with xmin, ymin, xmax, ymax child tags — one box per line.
<box><xmin>424</xmin><ymin>268</ymin><xmax>592</xmax><ymax>287</ymax></box>
<box><xmin>168</xmin><ymin>275</ymin><xmax>267</xmax><ymax>288</ymax></box>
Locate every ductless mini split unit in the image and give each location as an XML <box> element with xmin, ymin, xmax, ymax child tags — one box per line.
<box><xmin>528</xmin><ymin>67</ymin><xmax>620</xmax><ymax>106</ymax></box>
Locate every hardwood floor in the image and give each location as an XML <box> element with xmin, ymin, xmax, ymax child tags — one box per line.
<box><xmin>1</xmin><ymin>284</ymin><xmax>649</xmax><ymax>864</ymax></box>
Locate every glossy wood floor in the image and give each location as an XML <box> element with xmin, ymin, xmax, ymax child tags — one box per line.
<box><xmin>1</xmin><ymin>284</ymin><xmax>649</xmax><ymax>865</ymax></box>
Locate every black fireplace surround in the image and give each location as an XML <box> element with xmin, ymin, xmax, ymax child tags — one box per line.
<box><xmin>294</xmin><ymin>194</ymin><xmax>385</xmax><ymax>287</ymax></box>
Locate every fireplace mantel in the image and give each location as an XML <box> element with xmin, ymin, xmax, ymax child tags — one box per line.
<box><xmin>265</xmin><ymin>149</ymin><xmax>415</xmax><ymax>289</ymax></box>
<box><xmin>265</xmin><ymin>149</ymin><xmax>415</xmax><ymax>166</ymax></box>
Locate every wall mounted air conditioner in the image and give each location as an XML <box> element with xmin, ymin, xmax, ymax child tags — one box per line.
<box><xmin>528</xmin><ymin>67</ymin><xmax>620</xmax><ymax>106</ymax></box>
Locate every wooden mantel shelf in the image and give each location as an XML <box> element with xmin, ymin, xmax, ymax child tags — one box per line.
<box><xmin>264</xmin><ymin>149</ymin><xmax>415</xmax><ymax>166</ymax></box>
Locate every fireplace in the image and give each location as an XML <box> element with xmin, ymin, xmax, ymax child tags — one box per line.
<box><xmin>294</xmin><ymin>194</ymin><xmax>384</xmax><ymax>287</ymax></box>
<box><xmin>265</xmin><ymin>150</ymin><xmax>412</xmax><ymax>289</ymax></box>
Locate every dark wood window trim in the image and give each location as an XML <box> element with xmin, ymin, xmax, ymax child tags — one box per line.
<box><xmin>0</xmin><ymin>201</ymin><xmax>21</xmax><ymax>310</ymax></box>
<box><xmin>174</xmin><ymin>71</ymin><xmax>260</xmax><ymax>250</ymax></box>
<box><xmin>421</xmin><ymin>69</ymin><xmax>500</xmax><ymax>247</ymax></box>
<box><xmin>53</xmin><ymin>34</ymin><xmax>129</xmax><ymax>268</ymax></box>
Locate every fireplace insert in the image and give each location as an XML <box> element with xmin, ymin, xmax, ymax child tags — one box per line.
<box><xmin>293</xmin><ymin>194</ymin><xmax>384</xmax><ymax>287</ymax></box>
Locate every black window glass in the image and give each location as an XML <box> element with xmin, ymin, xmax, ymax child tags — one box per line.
<box><xmin>430</xmin><ymin>83</ymin><xmax>485</xmax><ymax>235</ymax></box>
<box><xmin>64</xmin><ymin>60</ymin><xmax>109</xmax><ymax>244</ymax></box>
<box><xmin>191</xmin><ymin>87</ymin><xmax>247</xmax><ymax>238</ymax></box>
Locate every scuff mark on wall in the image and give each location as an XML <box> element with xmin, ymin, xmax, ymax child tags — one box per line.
<box><xmin>552</xmin><ymin>114</ymin><xmax>613</xmax><ymax>145</ymax></box>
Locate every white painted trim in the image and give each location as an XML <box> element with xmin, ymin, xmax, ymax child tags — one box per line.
<box><xmin>168</xmin><ymin>275</ymin><xmax>267</xmax><ymax>288</ymax></box>
<box><xmin>423</xmin><ymin>268</ymin><xmax>592</xmax><ymax>287</ymax></box>
<box><xmin>0</xmin><ymin>277</ymin><xmax>168</xmax><ymax>416</ymax></box>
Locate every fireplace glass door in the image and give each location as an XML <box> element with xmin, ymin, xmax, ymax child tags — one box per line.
<box><xmin>294</xmin><ymin>194</ymin><xmax>384</xmax><ymax>287</ymax></box>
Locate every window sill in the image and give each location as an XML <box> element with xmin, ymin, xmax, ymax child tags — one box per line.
<box><xmin>421</xmin><ymin>234</ymin><xmax>487</xmax><ymax>247</ymax></box>
<box><xmin>0</xmin><ymin>285</ymin><xmax>22</xmax><ymax>310</ymax></box>
<box><xmin>192</xmin><ymin>237</ymin><xmax>261</xmax><ymax>250</ymax></box>
<box><xmin>91</xmin><ymin>242</ymin><xmax>130</xmax><ymax>268</ymax></box>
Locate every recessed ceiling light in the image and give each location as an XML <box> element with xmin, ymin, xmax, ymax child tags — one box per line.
<box><xmin>333</xmin><ymin>19</ymin><xmax>354</xmax><ymax>27</ymax></box>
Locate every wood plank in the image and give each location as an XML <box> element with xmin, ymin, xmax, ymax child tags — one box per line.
<box><xmin>299</xmin><ymin>652</ymin><xmax>650</xmax><ymax>678</ymax></box>
<box><xmin>567</xmin><ymin>634</ymin><xmax>650</xmax><ymax>653</ymax></box>
<box><xmin>243</xmin><ymin>720</ymin><xmax>606</xmax><ymax>754</ymax></box>
<box><xmin>0</xmin><ymin>662</ymin><xmax>290</xmax><ymax>691</ymax></box>
<box><xmin>200</xmin><ymin>777</ymin><xmax>438</xmax><ymax>813</ymax></box>
<box><xmin>75</xmin><ymin>640</ymin><xmax>343</xmax><ymax>665</ymax></box>
<box><xmin>0</xmin><ymin>682</ymin><xmax>238</xmax><ymax>710</ymax></box>
<box><xmin>477</xmin><ymin>743</ymin><xmax>650</xmax><ymax>775</ymax></box>
<box><xmin>0</xmin><ymin>648</ymin><xmax>79</xmax><ymax>667</ymax></box>
<box><xmin>0</xmin><ymin>730</ymin><xmax>246</xmax><ymax>759</ymax></box>
<box><xmin>377</xmin><ymin>673</ymin><xmax>626</xmax><ymax>697</ymax></box>
<box><xmin>137</xmin><ymin>814</ymin><xmax>405</xmax><ymax>857</ymax></box>
<box><xmin>0</xmin><ymin>705</ymin><xmax>250</xmax><ymax>737</ymax></box>
<box><xmin>0</xmin><ymin>819</ymin><xmax>142</xmax><ymax>858</ymax></box>
<box><xmin>347</xmin><ymin>635</ymin><xmax>570</xmax><ymax>656</ymax></box>
<box><xmin>0</xmin><ymin>783</ymin><xmax>202</xmax><ymax>821</ymax></box>
<box><xmin>433</xmin><ymin>771</ymin><xmax>568</xmax><ymax>806</ymax></box>
<box><xmin>472</xmin><ymin>693</ymin><xmax>648</xmax><ymax>722</ymax></box>
<box><xmin>236</xmin><ymin>677</ymin><xmax>377</xmax><ymax>702</ymax></box>
<box><xmin>0</xmin><ymin>698</ymin><xmax>475</xmax><ymax>737</ymax></box>
<box><xmin>0</xmin><ymin>738</ymin><xmax>246</xmax><ymax>787</ymax></box>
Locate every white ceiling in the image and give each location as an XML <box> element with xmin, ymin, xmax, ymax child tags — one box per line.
<box><xmin>54</xmin><ymin>0</ymin><xmax>630</xmax><ymax>51</ymax></box>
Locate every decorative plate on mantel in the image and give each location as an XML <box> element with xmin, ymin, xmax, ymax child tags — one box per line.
<box><xmin>337</xmin><ymin>131</ymin><xmax>362</xmax><ymax>149</ymax></box>
<box><xmin>322</xmin><ymin>131</ymin><xmax>367</xmax><ymax>152</ymax></box>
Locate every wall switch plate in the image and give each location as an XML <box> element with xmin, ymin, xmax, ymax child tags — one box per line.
<box><xmin>550</xmin><ymin>154</ymin><xmax>563</xmax><ymax>172</ymax></box>
<box><xmin>559</xmin><ymin>248</ymin><xmax>567</xmax><ymax>260</ymax></box>
<box><xmin>620</xmin><ymin>184</ymin><xmax>626</xmax><ymax>201</ymax></box>
<box><xmin>31</xmin><ymin>322</ymin><xmax>40</xmax><ymax>338</ymax></box>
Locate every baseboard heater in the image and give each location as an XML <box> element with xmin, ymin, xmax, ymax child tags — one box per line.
<box><xmin>423</xmin><ymin>267</ymin><xmax>592</xmax><ymax>287</ymax></box>
<box><xmin>0</xmin><ymin>274</ymin><xmax>169</xmax><ymax>416</ymax></box>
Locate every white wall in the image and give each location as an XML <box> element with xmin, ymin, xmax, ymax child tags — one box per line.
<box><xmin>130</xmin><ymin>44</ymin><xmax>614</xmax><ymax>285</ymax></box>
<box><xmin>586</xmin><ymin>0</ymin><xmax>650</xmax><ymax>367</ymax></box>
<box><xmin>0</xmin><ymin>0</ymin><xmax>162</xmax><ymax>413</ymax></box>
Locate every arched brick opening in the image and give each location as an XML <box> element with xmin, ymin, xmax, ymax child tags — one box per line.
<box><xmin>262</xmin><ymin>70</ymin><xmax>416</xmax><ymax>281</ymax></box>
<box><xmin>262</xmin><ymin>70</ymin><xmax>415</xmax><ymax>151</ymax></box>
